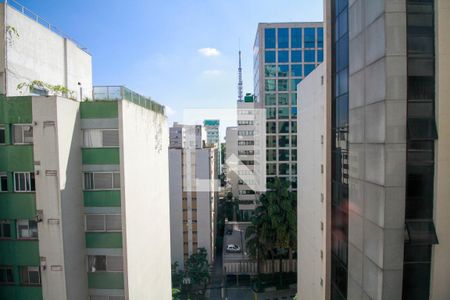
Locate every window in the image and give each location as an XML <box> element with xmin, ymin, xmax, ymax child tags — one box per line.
<box><xmin>291</xmin><ymin>50</ymin><xmax>302</xmax><ymax>63</ymax></box>
<box><xmin>278</xmin><ymin>51</ymin><xmax>289</xmax><ymax>63</ymax></box>
<box><xmin>266</xmin><ymin>108</ymin><xmax>276</xmax><ymax>120</ymax></box>
<box><xmin>278</xmin><ymin>80</ymin><xmax>288</xmax><ymax>92</ymax></box>
<box><xmin>84</xmin><ymin>172</ymin><xmax>120</xmax><ymax>190</ymax></box>
<box><xmin>291</xmin><ymin>94</ymin><xmax>297</xmax><ymax>106</ymax></box>
<box><xmin>292</xmin><ymin>135</ymin><xmax>297</xmax><ymax>147</ymax></box>
<box><xmin>291</xmin><ymin>121</ymin><xmax>297</xmax><ymax>133</ymax></box>
<box><xmin>85</xmin><ymin>214</ymin><xmax>122</xmax><ymax>232</ymax></box>
<box><xmin>304</xmin><ymin>28</ymin><xmax>316</xmax><ymax>48</ymax></box>
<box><xmin>265</xmin><ymin>51</ymin><xmax>276</xmax><ymax>63</ymax></box>
<box><xmin>278</xmin><ymin>107</ymin><xmax>289</xmax><ymax>119</ymax></box>
<box><xmin>264</xmin><ymin>28</ymin><xmax>276</xmax><ymax>49</ymax></box>
<box><xmin>291</xmin><ymin>28</ymin><xmax>302</xmax><ymax>48</ymax></box>
<box><xmin>278</xmin><ymin>65</ymin><xmax>289</xmax><ymax>77</ymax></box>
<box><xmin>266</xmin><ymin>122</ymin><xmax>276</xmax><ymax>134</ymax></box>
<box><xmin>279</xmin><ymin>164</ymin><xmax>290</xmax><ymax>175</ymax></box>
<box><xmin>304</xmin><ymin>64</ymin><xmax>316</xmax><ymax>77</ymax></box>
<box><xmin>278</xmin><ymin>94</ymin><xmax>289</xmax><ymax>106</ymax></box>
<box><xmin>14</xmin><ymin>172</ymin><xmax>35</xmax><ymax>192</ymax></box>
<box><xmin>304</xmin><ymin>50</ymin><xmax>316</xmax><ymax>62</ymax></box>
<box><xmin>318</xmin><ymin>50</ymin><xmax>324</xmax><ymax>62</ymax></box>
<box><xmin>83</xmin><ymin>129</ymin><xmax>119</xmax><ymax>148</ymax></box>
<box><xmin>279</xmin><ymin>122</ymin><xmax>289</xmax><ymax>133</ymax></box>
<box><xmin>265</xmin><ymin>65</ymin><xmax>277</xmax><ymax>77</ymax></box>
<box><xmin>267</xmin><ymin>150</ymin><xmax>277</xmax><ymax>161</ymax></box>
<box><xmin>265</xmin><ymin>79</ymin><xmax>276</xmax><ymax>92</ymax></box>
<box><xmin>291</xmin><ymin>79</ymin><xmax>302</xmax><ymax>91</ymax></box>
<box><xmin>279</xmin><ymin>150</ymin><xmax>290</xmax><ymax>161</ymax></box>
<box><xmin>277</xmin><ymin>28</ymin><xmax>289</xmax><ymax>48</ymax></box>
<box><xmin>279</xmin><ymin>136</ymin><xmax>290</xmax><ymax>148</ymax></box>
<box><xmin>0</xmin><ymin>221</ymin><xmax>11</xmax><ymax>239</ymax></box>
<box><xmin>267</xmin><ymin>164</ymin><xmax>276</xmax><ymax>176</ymax></box>
<box><xmin>0</xmin><ymin>266</ymin><xmax>14</xmax><ymax>284</ymax></box>
<box><xmin>317</xmin><ymin>28</ymin><xmax>324</xmax><ymax>48</ymax></box>
<box><xmin>12</xmin><ymin>124</ymin><xmax>33</xmax><ymax>144</ymax></box>
<box><xmin>291</xmin><ymin>149</ymin><xmax>298</xmax><ymax>161</ymax></box>
<box><xmin>0</xmin><ymin>172</ymin><xmax>7</xmax><ymax>192</ymax></box>
<box><xmin>20</xmin><ymin>266</ymin><xmax>40</xmax><ymax>285</ymax></box>
<box><xmin>88</xmin><ymin>255</ymin><xmax>123</xmax><ymax>272</ymax></box>
<box><xmin>265</xmin><ymin>94</ymin><xmax>276</xmax><ymax>105</ymax></box>
<box><xmin>17</xmin><ymin>220</ymin><xmax>38</xmax><ymax>239</ymax></box>
<box><xmin>266</xmin><ymin>136</ymin><xmax>277</xmax><ymax>148</ymax></box>
<box><xmin>0</xmin><ymin>126</ymin><xmax>5</xmax><ymax>144</ymax></box>
<box><xmin>291</xmin><ymin>65</ymin><xmax>302</xmax><ymax>77</ymax></box>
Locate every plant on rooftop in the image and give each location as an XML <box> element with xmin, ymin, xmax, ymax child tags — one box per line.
<box><xmin>6</xmin><ymin>25</ymin><xmax>19</xmax><ymax>46</ymax></box>
<box><xmin>17</xmin><ymin>80</ymin><xmax>76</xmax><ymax>99</ymax></box>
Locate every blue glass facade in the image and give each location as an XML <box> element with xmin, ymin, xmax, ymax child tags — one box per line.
<box><xmin>256</xmin><ymin>23</ymin><xmax>324</xmax><ymax>190</ymax></box>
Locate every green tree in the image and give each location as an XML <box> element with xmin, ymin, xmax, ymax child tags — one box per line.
<box><xmin>185</xmin><ymin>247</ymin><xmax>210</xmax><ymax>295</ymax></box>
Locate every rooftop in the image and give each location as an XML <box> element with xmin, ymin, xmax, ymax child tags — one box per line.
<box><xmin>92</xmin><ymin>86</ymin><xmax>165</xmax><ymax>115</ymax></box>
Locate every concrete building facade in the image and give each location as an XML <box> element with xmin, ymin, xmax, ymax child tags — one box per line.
<box><xmin>169</xmin><ymin>124</ymin><xmax>218</xmax><ymax>269</ymax></box>
<box><xmin>224</xmin><ymin>126</ymin><xmax>239</xmax><ymax>198</ymax></box>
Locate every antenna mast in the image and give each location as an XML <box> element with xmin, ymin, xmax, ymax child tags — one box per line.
<box><xmin>237</xmin><ymin>47</ymin><xmax>243</xmax><ymax>102</ymax></box>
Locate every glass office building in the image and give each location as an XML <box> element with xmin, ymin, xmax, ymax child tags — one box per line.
<box><xmin>254</xmin><ymin>22</ymin><xmax>324</xmax><ymax>191</ymax></box>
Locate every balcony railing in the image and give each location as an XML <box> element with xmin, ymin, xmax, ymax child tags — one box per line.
<box><xmin>92</xmin><ymin>86</ymin><xmax>165</xmax><ymax>115</ymax></box>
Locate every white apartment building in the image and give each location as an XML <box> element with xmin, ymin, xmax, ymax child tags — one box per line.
<box><xmin>225</xmin><ymin>126</ymin><xmax>239</xmax><ymax>198</ymax></box>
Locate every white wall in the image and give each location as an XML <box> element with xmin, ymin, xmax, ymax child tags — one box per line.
<box><xmin>1</xmin><ymin>4</ymin><xmax>92</xmax><ymax>99</ymax></box>
<box><xmin>169</xmin><ymin>149</ymin><xmax>184</xmax><ymax>267</ymax></box>
<box><xmin>225</xmin><ymin>127</ymin><xmax>239</xmax><ymax>198</ymax></box>
<box><xmin>119</xmin><ymin>101</ymin><xmax>171</xmax><ymax>299</ymax></box>
<box><xmin>32</xmin><ymin>96</ymin><xmax>87</xmax><ymax>300</ymax></box>
<box><xmin>297</xmin><ymin>63</ymin><xmax>326</xmax><ymax>300</ymax></box>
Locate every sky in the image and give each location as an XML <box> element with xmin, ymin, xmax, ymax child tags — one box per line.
<box><xmin>16</xmin><ymin>0</ymin><xmax>323</xmax><ymax>141</ymax></box>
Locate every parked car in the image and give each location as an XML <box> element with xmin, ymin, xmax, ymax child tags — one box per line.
<box><xmin>226</xmin><ymin>244</ymin><xmax>241</xmax><ymax>253</ymax></box>
<box><xmin>225</xmin><ymin>228</ymin><xmax>233</xmax><ymax>235</ymax></box>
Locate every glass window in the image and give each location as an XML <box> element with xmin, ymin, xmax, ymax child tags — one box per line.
<box><xmin>336</xmin><ymin>94</ymin><xmax>349</xmax><ymax>129</ymax></box>
<box><xmin>318</xmin><ymin>50</ymin><xmax>324</xmax><ymax>62</ymax></box>
<box><xmin>265</xmin><ymin>94</ymin><xmax>276</xmax><ymax>106</ymax></box>
<box><xmin>304</xmin><ymin>28</ymin><xmax>316</xmax><ymax>48</ymax></box>
<box><xmin>278</xmin><ymin>65</ymin><xmax>289</xmax><ymax>77</ymax></box>
<box><xmin>292</xmin><ymin>135</ymin><xmax>298</xmax><ymax>147</ymax></box>
<box><xmin>278</xmin><ymin>28</ymin><xmax>289</xmax><ymax>48</ymax></box>
<box><xmin>304</xmin><ymin>50</ymin><xmax>316</xmax><ymax>62</ymax></box>
<box><xmin>266</xmin><ymin>136</ymin><xmax>277</xmax><ymax>148</ymax></box>
<box><xmin>405</xmin><ymin>221</ymin><xmax>438</xmax><ymax>245</ymax></box>
<box><xmin>291</xmin><ymin>121</ymin><xmax>297</xmax><ymax>133</ymax></box>
<box><xmin>337</xmin><ymin>68</ymin><xmax>349</xmax><ymax>96</ymax></box>
<box><xmin>265</xmin><ymin>65</ymin><xmax>277</xmax><ymax>77</ymax></box>
<box><xmin>12</xmin><ymin>124</ymin><xmax>33</xmax><ymax>144</ymax></box>
<box><xmin>408</xmin><ymin>76</ymin><xmax>434</xmax><ymax>100</ymax></box>
<box><xmin>0</xmin><ymin>172</ymin><xmax>7</xmax><ymax>192</ymax></box>
<box><xmin>264</xmin><ymin>28</ymin><xmax>276</xmax><ymax>49</ymax></box>
<box><xmin>17</xmin><ymin>220</ymin><xmax>38</xmax><ymax>239</ymax></box>
<box><xmin>279</xmin><ymin>163</ymin><xmax>290</xmax><ymax>175</ymax></box>
<box><xmin>291</xmin><ymin>107</ymin><xmax>298</xmax><ymax>118</ymax></box>
<box><xmin>88</xmin><ymin>255</ymin><xmax>107</xmax><ymax>272</ymax></box>
<box><xmin>304</xmin><ymin>64</ymin><xmax>315</xmax><ymax>77</ymax></box>
<box><xmin>279</xmin><ymin>150</ymin><xmax>290</xmax><ymax>161</ymax></box>
<box><xmin>279</xmin><ymin>121</ymin><xmax>289</xmax><ymax>133</ymax></box>
<box><xmin>0</xmin><ymin>126</ymin><xmax>5</xmax><ymax>144</ymax></box>
<box><xmin>265</xmin><ymin>79</ymin><xmax>276</xmax><ymax>92</ymax></box>
<box><xmin>278</xmin><ymin>107</ymin><xmax>289</xmax><ymax>119</ymax></box>
<box><xmin>291</xmin><ymin>79</ymin><xmax>302</xmax><ymax>91</ymax></box>
<box><xmin>20</xmin><ymin>266</ymin><xmax>40</xmax><ymax>285</ymax></box>
<box><xmin>265</xmin><ymin>51</ymin><xmax>276</xmax><ymax>63</ymax></box>
<box><xmin>291</xmin><ymin>28</ymin><xmax>302</xmax><ymax>48</ymax></box>
<box><xmin>291</xmin><ymin>64</ymin><xmax>302</xmax><ymax>77</ymax></box>
<box><xmin>14</xmin><ymin>172</ymin><xmax>35</xmax><ymax>192</ymax></box>
<box><xmin>278</xmin><ymin>80</ymin><xmax>288</xmax><ymax>91</ymax></box>
<box><xmin>292</xmin><ymin>149</ymin><xmax>298</xmax><ymax>161</ymax></box>
<box><xmin>278</xmin><ymin>51</ymin><xmax>289</xmax><ymax>63</ymax></box>
<box><xmin>84</xmin><ymin>172</ymin><xmax>120</xmax><ymax>190</ymax></box>
<box><xmin>267</xmin><ymin>164</ymin><xmax>276</xmax><ymax>176</ymax></box>
<box><xmin>292</xmin><ymin>163</ymin><xmax>297</xmax><ymax>175</ymax></box>
<box><xmin>279</xmin><ymin>136</ymin><xmax>290</xmax><ymax>148</ymax></box>
<box><xmin>317</xmin><ymin>28</ymin><xmax>324</xmax><ymax>48</ymax></box>
<box><xmin>266</xmin><ymin>108</ymin><xmax>276</xmax><ymax>119</ymax></box>
<box><xmin>0</xmin><ymin>221</ymin><xmax>12</xmax><ymax>238</ymax></box>
<box><xmin>291</xmin><ymin>94</ymin><xmax>298</xmax><ymax>106</ymax></box>
<box><xmin>407</xmin><ymin>118</ymin><xmax>437</xmax><ymax>140</ymax></box>
<box><xmin>278</xmin><ymin>94</ymin><xmax>289</xmax><ymax>106</ymax></box>
<box><xmin>291</xmin><ymin>50</ymin><xmax>302</xmax><ymax>63</ymax></box>
<box><xmin>0</xmin><ymin>266</ymin><xmax>14</xmax><ymax>284</ymax></box>
<box><xmin>267</xmin><ymin>150</ymin><xmax>277</xmax><ymax>161</ymax></box>
<box><xmin>338</xmin><ymin>9</ymin><xmax>348</xmax><ymax>39</ymax></box>
<box><xmin>266</xmin><ymin>122</ymin><xmax>276</xmax><ymax>134</ymax></box>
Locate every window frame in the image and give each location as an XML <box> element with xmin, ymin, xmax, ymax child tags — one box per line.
<box><xmin>12</xmin><ymin>124</ymin><xmax>33</xmax><ymax>145</ymax></box>
<box><xmin>83</xmin><ymin>172</ymin><xmax>121</xmax><ymax>191</ymax></box>
<box><xmin>13</xmin><ymin>172</ymin><xmax>35</xmax><ymax>192</ymax></box>
<box><xmin>0</xmin><ymin>220</ymin><xmax>12</xmax><ymax>239</ymax></box>
<box><xmin>85</xmin><ymin>214</ymin><xmax>122</xmax><ymax>232</ymax></box>
<box><xmin>0</xmin><ymin>266</ymin><xmax>14</xmax><ymax>285</ymax></box>
<box><xmin>19</xmin><ymin>266</ymin><xmax>41</xmax><ymax>286</ymax></box>
<box><xmin>0</xmin><ymin>126</ymin><xmax>5</xmax><ymax>145</ymax></box>
<box><xmin>17</xmin><ymin>219</ymin><xmax>38</xmax><ymax>240</ymax></box>
<box><xmin>0</xmin><ymin>172</ymin><xmax>7</xmax><ymax>192</ymax></box>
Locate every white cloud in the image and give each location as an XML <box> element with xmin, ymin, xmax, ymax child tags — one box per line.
<box><xmin>198</xmin><ymin>47</ymin><xmax>221</xmax><ymax>57</ymax></box>
<box><xmin>165</xmin><ymin>105</ymin><xmax>176</xmax><ymax>116</ymax></box>
<box><xmin>202</xmin><ymin>69</ymin><xmax>222</xmax><ymax>77</ymax></box>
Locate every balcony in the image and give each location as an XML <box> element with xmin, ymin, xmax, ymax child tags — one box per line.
<box><xmin>92</xmin><ymin>86</ymin><xmax>165</xmax><ymax>115</ymax></box>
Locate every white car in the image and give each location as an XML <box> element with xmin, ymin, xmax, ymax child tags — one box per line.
<box><xmin>226</xmin><ymin>244</ymin><xmax>241</xmax><ymax>253</ymax></box>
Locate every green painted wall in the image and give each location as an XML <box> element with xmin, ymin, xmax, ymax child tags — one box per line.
<box><xmin>84</xmin><ymin>191</ymin><xmax>121</xmax><ymax>207</ymax></box>
<box><xmin>0</xmin><ymin>193</ymin><xmax>36</xmax><ymax>219</ymax></box>
<box><xmin>0</xmin><ymin>146</ymin><xmax>34</xmax><ymax>171</ymax></box>
<box><xmin>85</xmin><ymin>233</ymin><xmax>123</xmax><ymax>248</ymax></box>
<box><xmin>82</xmin><ymin>148</ymin><xmax>120</xmax><ymax>165</ymax></box>
<box><xmin>88</xmin><ymin>272</ymin><xmax>124</xmax><ymax>289</ymax></box>
<box><xmin>0</xmin><ymin>97</ymin><xmax>32</xmax><ymax>123</ymax></box>
<box><xmin>0</xmin><ymin>286</ymin><xmax>42</xmax><ymax>300</ymax></box>
<box><xmin>0</xmin><ymin>240</ymin><xmax>39</xmax><ymax>265</ymax></box>
<box><xmin>80</xmin><ymin>102</ymin><xmax>118</xmax><ymax>119</ymax></box>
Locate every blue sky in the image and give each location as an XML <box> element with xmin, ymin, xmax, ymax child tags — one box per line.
<box><xmin>16</xmin><ymin>0</ymin><xmax>323</xmax><ymax>140</ymax></box>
